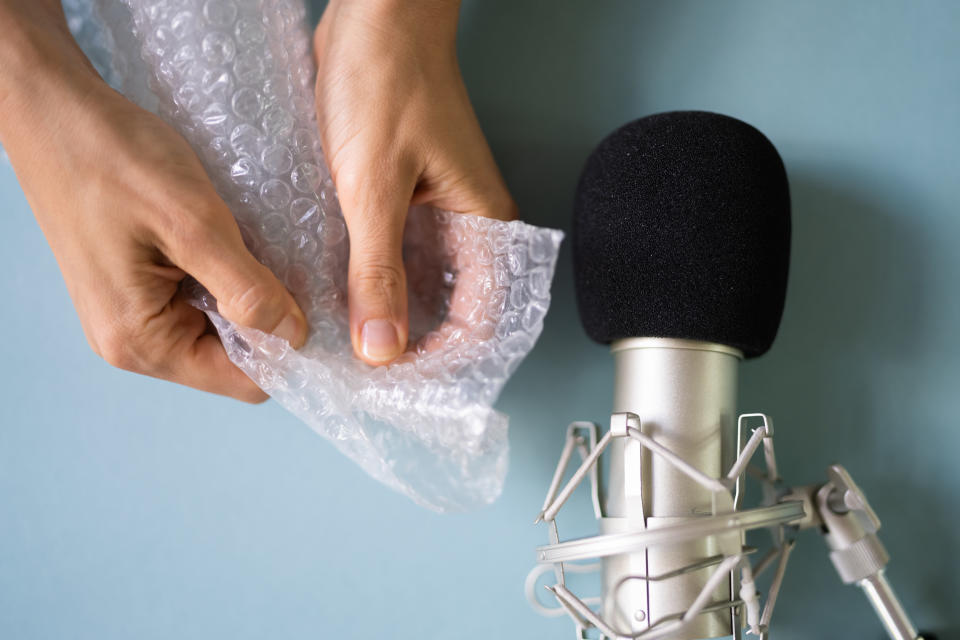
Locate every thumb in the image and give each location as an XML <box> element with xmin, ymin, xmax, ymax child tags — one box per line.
<box><xmin>337</xmin><ymin>169</ymin><xmax>413</xmax><ymax>365</ymax></box>
<box><xmin>165</xmin><ymin>211</ymin><xmax>309</xmax><ymax>349</ymax></box>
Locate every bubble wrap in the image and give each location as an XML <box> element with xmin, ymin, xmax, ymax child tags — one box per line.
<box><xmin>65</xmin><ymin>0</ymin><xmax>562</xmax><ymax>511</ymax></box>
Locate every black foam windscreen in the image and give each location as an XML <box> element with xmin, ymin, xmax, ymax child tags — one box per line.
<box><xmin>573</xmin><ymin>111</ymin><xmax>791</xmax><ymax>358</ymax></box>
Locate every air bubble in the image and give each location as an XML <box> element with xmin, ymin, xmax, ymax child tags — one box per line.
<box><xmin>206</xmin><ymin>136</ymin><xmax>231</xmax><ymax>167</ymax></box>
<box><xmin>176</xmin><ymin>83</ymin><xmax>203</xmax><ymax>113</ymax></box>
<box><xmin>260</xmin><ymin>212</ymin><xmax>290</xmax><ymax>244</ymax></box>
<box><xmin>291</xmin><ymin>230</ymin><xmax>319</xmax><ymax>260</ymax></box>
<box><xmin>290</xmin><ymin>197</ymin><xmax>320</xmax><ymax>227</ymax></box>
<box><xmin>234</xmin><ymin>16</ymin><xmax>266</xmax><ymax>48</ymax></box>
<box><xmin>150</xmin><ymin>26</ymin><xmax>176</xmax><ymax>57</ymax></box>
<box><xmin>230</xmin><ymin>157</ymin><xmax>259</xmax><ymax>189</ymax></box>
<box><xmin>261</xmin><ymin>144</ymin><xmax>293</xmax><ymax>175</ymax></box>
<box><xmin>291</xmin><ymin>162</ymin><xmax>322</xmax><ymax>193</ymax></box>
<box><xmin>171</xmin><ymin>44</ymin><xmax>198</xmax><ymax>73</ymax></box>
<box><xmin>233</xmin><ymin>49</ymin><xmax>268</xmax><ymax>84</ymax></box>
<box><xmin>201</xmin><ymin>68</ymin><xmax>232</xmax><ymax>98</ymax></box>
<box><xmin>264</xmin><ymin>75</ymin><xmax>293</xmax><ymax>101</ymax></box>
<box><xmin>230</xmin><ymin>123</ymin><xmax>264</xmax><ymax>157</ymax></box>
<box><xmin>324</xmin><ymin>216</ymin><xmax>347</xmax><ymax>246</ymax></box>
<box><xmin>201</xmin><ymin>31</ymin><xmax>236</xmax><ymax>65</ymax></box>
<box><xmin>201</xmin><ymin>103</ymin><xmax>231</xmax><ymax>135</ymax></box>
<box><xmin>203</xmin><ymin>0</ymin><xmax>238</xmax><ymax>27</ymax></box>
<box><xmin>231</xmin><ymin>87</ymin><xmax>262</xmax><ymax>119</ymax></box>
<box><xmin>260</xmin><ymin>179</ymin><xmax>292</xmax><ymax>209</ymax></box>
<box><xmin>291</xmin><ymin>128</ymin><xmax>314</xmax><ymax>156</ymax></box>
<box><xmin>171</xmin><ymin>12</ymin><xmax>197</xmax><ymax>39</ymax></box>
<box><xmin>262</xmin><ymin>107</ymin><xmax>294</xmax><ymax>138</ymax></box>
<box><xmin>285</xmin><ymin>263</ymin><xmax>312</xmax><ymax>294</ymax></box>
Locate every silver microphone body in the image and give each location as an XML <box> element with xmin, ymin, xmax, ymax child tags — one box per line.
<box><xmin>602</xmin><ymin>338</ymin><xmax>742</xmax><ymax>639</ymax></box>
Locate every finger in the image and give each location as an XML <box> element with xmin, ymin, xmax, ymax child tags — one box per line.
<box><xmin>163</xmin><ymin>295</ymin><xmax>268</xmax><ymax>403</ymax></box>
<box><xmin>105</xmin><ymin>291</ymin><xmax>268</xmax><ymax>403</ymax></box>
<box><xmin>160</xmin><ymin>200</ymin><xmax>308</xmax><ymax>349</ymax></box>
<box><xmin>336</xmin><ymin>163</ymin><xmax>416</xmax><ymax>365</ymax></box>
<box><xmin>182</xmin><ymin>333</ymin><xmax>269</xmax><ymax>403</ymax></box>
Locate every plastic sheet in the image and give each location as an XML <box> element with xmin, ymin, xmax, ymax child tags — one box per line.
<box><xmin>61</xmin><ymin>0</ymin><xmax>563</xmax><ymax>511</ymax></box>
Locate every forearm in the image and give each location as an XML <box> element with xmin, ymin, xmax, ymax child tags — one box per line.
<box><xmin>0</xmin><ymin>0</ymin><xmax>104</xmax><ymax>157</ymax></box>
<box><xmin>327</xmin><ymin>0</ymin><xmax>462</xmax><ymax>23</ymax></box>
<box><xmin>320</xmin><ymin>0</ymin><xmax>462</xmax><ymax>50</ymax></box>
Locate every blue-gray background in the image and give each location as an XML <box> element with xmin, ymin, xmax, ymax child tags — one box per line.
<box><xmin>2</xmin><ymin>1</ymin><xmax>958</xmax><ymax>638</ymax></box>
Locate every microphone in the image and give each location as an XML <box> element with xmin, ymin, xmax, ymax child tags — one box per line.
<box><xmin>573</xmin><ymin>110</ymin><xmax>790</xmax><ymax>639</ymax></box>
<box><xmin>572</xmin><ymin>110</ymin><xmax>791</xmax><ymax>356</ymax></box>
<box><xmin>526</xmin><ymin>112</ymin><xmax>928</xmax><ymax>640</ymax></box>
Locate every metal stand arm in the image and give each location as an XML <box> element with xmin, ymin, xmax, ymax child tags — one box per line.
<box><xmin>804</xmin><ymin>465</ymin><xmax>924</xmax><ymax>640</ymax></box>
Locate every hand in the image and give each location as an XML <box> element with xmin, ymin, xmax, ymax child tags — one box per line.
<box><xmin>0</xmin><ymin>5</ymin><xmax>307</xmax><ymax>402</ymax></box>
<box><xmin>314</xmin><ymin>0</ymin><xmax>517</xmax><ymax>366</ymax></box>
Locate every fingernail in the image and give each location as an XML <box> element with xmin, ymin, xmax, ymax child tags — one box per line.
<box><xmin>274</xmin><ymin>312</ymin><xmax>305</xmax><ymax>347</ymax></box>
<box><xmin>361</xmin><ymin>319</ymin><xmax>400</xmax><ymax>362</ymax></box>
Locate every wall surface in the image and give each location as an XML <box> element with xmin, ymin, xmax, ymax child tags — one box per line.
<box><xmin>1</xmin><ymin>1</ymin><xmax>958</xmax><ymax>638</ymax></box>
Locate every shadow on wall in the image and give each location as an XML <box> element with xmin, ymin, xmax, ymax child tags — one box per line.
<box><xmin>743</xmin><ymin>170</ymin><xmax>956</xmax><ymax>636</ymax></box>
<box><xmin>751</xmin><ymin>170</ymin><xmax>927</xmax><ymax>457</ymax></box>
<box><xmin>455</xmin><ymin>0</ymin><xmax>650</xmax><ymax>487</ymax></box>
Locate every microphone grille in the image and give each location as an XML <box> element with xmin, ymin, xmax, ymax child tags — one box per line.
<box><xmin>572</xmin><ymin>111</ymin><xmax>791</xmax><ymax>358</ymax></box>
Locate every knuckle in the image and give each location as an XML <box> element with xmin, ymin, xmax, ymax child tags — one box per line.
<box><xmin>354</xmin><ymin>261</ymin><xmax>405</xmax><ymax>299</ymax></box>
<box><xmin>332</xmin><ymin>163</ymin><xmax>364</xmax><ymax>200</ymax></box>
<box><xmin>332</xmin><ymin>153</ymin><xmax>416</xmax><ymax>216</ymax></box>
<box><xmin>96</xmin><ymin>327</ymin><xmax>139</xmax><ymax>372</ymax></box>
<box><xmin>94</xmin><ymin>315</ymin><xmax>175</xmax><ymax>376</ymax></box>
<box><xmin>227</xmin><ymin>281</ymin><xmax>286</xmax><ymax>330</ymax></box>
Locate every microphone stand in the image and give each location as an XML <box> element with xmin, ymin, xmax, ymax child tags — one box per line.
<box><xmin>526</xmin><ymin>414</ymin><xmax>927</xmax><ymax>640</ymax></box>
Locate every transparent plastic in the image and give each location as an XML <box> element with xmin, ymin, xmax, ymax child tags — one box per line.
<box><xmin>63</xmin><ymin>0</ymin><xmax>562</xmax><ymax>511</ymax></box>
